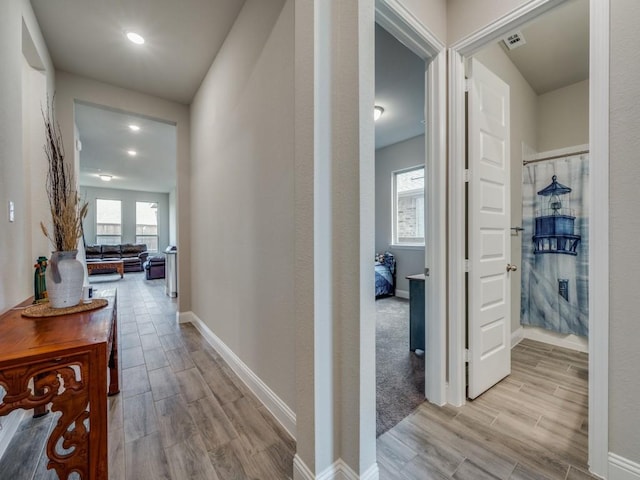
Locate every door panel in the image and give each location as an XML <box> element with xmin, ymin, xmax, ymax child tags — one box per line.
<box><xmin>468</xmin><ymin>58</ymin><xmax>511</xmax><ymax>399</ymax></box>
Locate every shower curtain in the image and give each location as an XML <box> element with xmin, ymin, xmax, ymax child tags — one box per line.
<box><xmin>521</xmin><ymin>152</ymin><xmax>589</xmax><ymax>337</ymax></box>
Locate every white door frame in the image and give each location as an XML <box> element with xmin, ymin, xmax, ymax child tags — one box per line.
<box><xmin>375</xmin><ymin>0</ymin><xmax>447</xmax><ymax>405</ymax></box>
<box><xmin>447</xmin><ymin>0</ymin><xmax>609</xmax><ymax>477</ymax></box>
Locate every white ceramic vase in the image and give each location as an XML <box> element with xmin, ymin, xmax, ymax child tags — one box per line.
<box><xmin>46</xmin><ymin>250</ymin><xmax>84</xmax><ymax>308</ymax></box>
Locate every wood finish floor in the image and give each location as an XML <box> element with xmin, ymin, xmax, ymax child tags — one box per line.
<box><xmin>0</xmin><ymin>273</ymin><xmax>596</xmax><ymax>480</ymax></box>
<box><xmin>377</xmin><ymin>339</ymin><xmax>597</xmax><ymax>480</ymax></box>
<box><xmin>0</xmin><ymin>273</ymin><xmax>295</xmax><ymax>480</ymax></box>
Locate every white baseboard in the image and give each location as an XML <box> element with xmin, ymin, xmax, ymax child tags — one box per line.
<box><xmin>610</xmin><ymin>453</ymin><xmax>640</xmax><ymax>480</ymax></box>
<box><xmin>294</xmin><ymin>456</ymin><xmax>379</xmax><ymax>480</ymax></box>
<box><xmin>0</xmin><ymin>410</ymin><xmax>24</xmax><ymax>461</ymax></box>
<box><xmin>511</xmin><ymin>327</ymin><xmax>524</xmax><ymax>348</ymax></box>
<box><xmin>319</xmin><ymin>459</ymin><xmax>378</xmax><ymax>480</ymax></box>
<box><xmin>521</xmin><ymin>325</ymin><xmax>588</xmax><ymax>352</ymax></box>
<box><xmin>184</xmin><ymin>311</ymin><xmax>296</xmax><ymax>438</ymax></box>
<box><xmin>176</xmin><ymin>311</ymin><xmax>195</xmax><ymax>324</ymax></box>
<box><xmin>395</xmin><ymin>289</ymin><xmax>409</xmax><ymax>299</ymax></box>
<box><xmin>359</xmin><ymin>463</ymin><xmax>380</xmax><ymax>480</ymax></box>
<box><xmin>317</xmin><ymin>460</ymin><xmax>357</xmax><ymax>480</ymax></box>
<box><xmin>293</xmin><ymin>455</ymin><xmax>315</xmax><ymax>480</ymax></box>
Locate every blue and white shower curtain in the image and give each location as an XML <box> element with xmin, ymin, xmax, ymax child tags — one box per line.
<box><xmin>520</xmin><ymin>153</ymin><xmax>589</xmax><ymax>337</ymax></box>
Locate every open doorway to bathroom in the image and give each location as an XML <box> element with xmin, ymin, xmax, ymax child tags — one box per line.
<box><xmin>448</xmin><ymin>0</ymin><xmax>596</xmax><ymax>477</ymax></box>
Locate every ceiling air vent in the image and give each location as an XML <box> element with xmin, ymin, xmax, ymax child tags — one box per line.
<box><xmin>503</xmin><ymin>31</ymin><xmax>526</xmax><ymax>50</ymax></box>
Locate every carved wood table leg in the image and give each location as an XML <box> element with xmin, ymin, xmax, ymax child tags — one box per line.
<box><xmin>33</xmin><ymin>372</ymin><xmax>49</xmax><ymax>418</ymax></box>
<box><xmin>89</xmin><ymin>345</ymin><xmax>108</xmax><ymax>479</ymax></box>
<box><xmin>45</xmin><ymin>357</ymin><xmax>92</xmax><ymax>479</ymax></box>
<box><xmin>0</xmin><ymin>352</ymin><xmax>109</xmax><ymax>479</ymax></box>
<box><xmin>108</xmin><ymin>308</ymin><xmax>120</xmax><ymax>396</ymax></box>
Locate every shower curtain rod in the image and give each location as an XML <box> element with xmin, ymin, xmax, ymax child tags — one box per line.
<box><xmin>523</xmin><ymin>149</ymin><xmax>590</xmax><ymax>166</ymax></box>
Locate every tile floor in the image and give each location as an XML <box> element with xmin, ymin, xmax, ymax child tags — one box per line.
<box><xmin>0</xmin><ymin>272</ymin><xmax>598</xmax><ymax>480</ymax></box>
<box><xmin>0</xmin><ymin>272</ymin><xmax>295</xmax><ymax>480</ymax></box>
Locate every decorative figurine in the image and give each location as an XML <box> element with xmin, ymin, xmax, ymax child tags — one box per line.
<box><xmin>34</xmin><ymin>256</ymin><xmax>48</xmax><ymax>303</ymax></box>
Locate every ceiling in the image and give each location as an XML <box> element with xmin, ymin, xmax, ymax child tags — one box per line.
<box><xmin>30</xmin><ymin>0</ymin><xmax>246</xmax><ymax>105</ymax></box>
<box><xmin>375</xmin><ymin>25</ymin><xmax>425</xmax><ymax>150</ymax></box>
<box><xmin>501</xmin><ymin>0</ymin><xmax>589</xmax><ymax>94</ymax></box>
<box><xmin>76</xmin><ymin>103</ymin><xmax>177</xmax><ymax>193</ymax></box>
<box><xmin>374</xmin><ymin>0</ymin><xmax>588</xmax><ymax>151</ymax></box>
<box><xmin>30</xmin><ymin>0</ymin><xmax>247</xmax><ymax>194</ymax></box>
<box><xmin>31</xmin><ymin>0</ymin><xmax>589</xmax><ymax>185</ymax></box>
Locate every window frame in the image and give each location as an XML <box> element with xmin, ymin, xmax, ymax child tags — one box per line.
<box><xmin>135</xmin><ymin>201</ymin><xmax>159</xmax><ymax>252</ymax></box>
<box><xmin>391</xmin><ymin>165</ymin><xmax>426</xmax><ymax>247</ymax></box>
<box><xmin>95</xmin><ymin>198</ymin><xmax>122</xmax><ymax>245</ymax></box>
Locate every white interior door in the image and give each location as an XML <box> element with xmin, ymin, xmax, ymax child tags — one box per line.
<box><xmin>467</xmin><ymin>58</ymin><xmax>511</xmax><ymax>399</ymax></box>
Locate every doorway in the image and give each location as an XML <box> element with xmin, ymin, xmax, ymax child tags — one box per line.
<box><xmin>373</xmin><ymin>0</ymin><xmax>447</xmax><ymax>412</ymax></box>
<box><xmin>75</xmin><ymin>102</ymin><xmax>178</xmax><ymax>281</ymax></box>
<box><xmin>374</xmin><ymin>21</ymin><xmax>427</xmax><ymax>437</ymax></box>
<box><xmin>449</xmin><ymin>0</ymin><xmax>609</xmax><ymax>476</ymax></box>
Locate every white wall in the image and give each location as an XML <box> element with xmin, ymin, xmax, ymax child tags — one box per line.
<box><xmin>0</xmin><ymin>0</ymin><xmax>55</xmax><ymax>456</ymax></box>
<box><xmin>0</xmin><ymin>0</ymin><xmax>54</xmax><ymax>314</ymax></box>
<box><xmin>537</xmin><ymin>79</ymin><xmax>589</xmax><ymax>152</ymax></box>
<box><xmin>54</xmin><ymin>71</ymin><xmax>191</xmax><ymax>312</ymax></box>
<box><xmin>0</xmin><ymin>0</ymin><xmax>27</xmax><ymax>454</ymax></box>
<box><xmin>168</xmin><ymin>188</ymin><xmax>176</xmax><ymax>246</ymax></box>
<box><xmin>447</xmin><ymin>0</ymin><xmax>531</xmax><ymax>44</ymax></box>
<box><xmin>190</xmin><ymin>0</ymin><xmax>295</xmax><ymax>414</ymax></box>
<box><xmin>80</xmin><ymin>186</ymin><xmax>170</xmax><ymax>253</ymax></box>
<box><xmin>375</xmin><ymin>135</ymin><xmax>426</xmax><ymax>294</ymax></box>
<box><xmin>23</xmin><ymin>60</ymin><xmax>49</xmax><ymax>263</ymax></box>
<box><xmin>397</xmin><ymin>0</ymin><xmax>447</xmax><ymax>43</ymax></box>
<box><xmin>610</xmin><ymin>0</ymin><xmax>640</xmax><ymax>466</ymax></box>
<box><xmin>474</xmin><ymin>43</ymin><xmax>538</xmax><ymax>334</ymax></box>
<box><xmin>292</xmin><ymin>0</ymin><xmax>319</xmax><ymax>472</ymax></box>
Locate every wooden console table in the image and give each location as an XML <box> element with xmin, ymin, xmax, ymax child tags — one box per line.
<box><xmin>0</xmin><ymin>290</ymin><xmax>119</xmax><ymax>479</ymax></box>
<box><xmin>87</xmin><ymin>260</ymin><xmax>124</xmax><ymax>278</ymax></box>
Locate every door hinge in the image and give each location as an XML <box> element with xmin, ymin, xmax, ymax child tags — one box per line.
<box><xmin>464</xmin><ymin>78</ymin><xmax>471</xmax><ymax>92</ymax></box>
<box><xmin>464</xmin><ymin>259</ymin><xmax>470</xmax><ymax>272</ymax></box>
<box><xmin>463</xmin><ymin>169</ymin><xmax>471</xmax><ymax>183</ymax></box>
<box><xmin>464</xmin><ymin>349</ymin><xmax>470</xmax><ymax>362</ymax></box>
<box><xmin>424</xmin><ymin>267</ymin><xmax>430</xmax><ymax>277</ymax></box>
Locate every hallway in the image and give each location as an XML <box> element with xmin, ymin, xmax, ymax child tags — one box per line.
<box><xmin>0</xmin><ymin>274</ymin><xmax>600</xmax><ymax>479</ymax></box>
<box><xmin>0</xmin><ymin>273</ymin><xmax>294</xmax><ymax>480</ymax></box>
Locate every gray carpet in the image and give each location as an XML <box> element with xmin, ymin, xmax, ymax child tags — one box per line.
<box><xmin>376</xmin><ymin>296</ymin><xmax>425</xmax><ymax>437</ymax></box>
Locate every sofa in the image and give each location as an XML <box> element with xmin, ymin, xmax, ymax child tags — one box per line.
<box><xmin>85</xmin><ymin>243</ymin><xmax>149</xmax><ymax>273</ymax></box>
<box><xmin>144</xmin><ymin>255</ymin><xmax>166</xmax><ymax>280</ymax></box>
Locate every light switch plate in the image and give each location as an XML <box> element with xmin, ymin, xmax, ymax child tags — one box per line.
<box><xmin>8</xmin><ymin>201</ymin><xmax>14</xmax><ymax>222</ymax></box>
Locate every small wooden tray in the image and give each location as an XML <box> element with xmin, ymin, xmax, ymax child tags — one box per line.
<box><xmin>21</xmin><ymin>299</ymin><xmax>108</xmax><ymax>318</ymax></box>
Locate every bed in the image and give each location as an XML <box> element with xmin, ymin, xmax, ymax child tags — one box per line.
<box><xmin>375</xmin><ymin>251</ymin><xmax>396</xmax><ymax>297</ymax></box>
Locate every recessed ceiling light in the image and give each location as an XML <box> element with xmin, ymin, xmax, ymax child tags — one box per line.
<box><xmin>374</xmin><ymin>105</ymin><xmax>384</xmax><ymax>121</ymax></box>
<box><xmin>99</xmin><ymin>174</ymin><xmax>112</xmax><ymax>182</ymax></box>
<box><xmin>126</xmin><ymin>32</ymin><xmax>145</xmax><ymax>45</ymax></box>
<box><xmin>129</xmin><ymin>124</ymin><xmax>140</xmax><ymax>132</ymax></box>
<box><xmin>127</xmin><ymin>150</ymin><xmax>137</xmax><ymax>157</ymax></box>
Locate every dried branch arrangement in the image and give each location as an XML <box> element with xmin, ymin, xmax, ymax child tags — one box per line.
<box><xmin>40</xmin><ymin>101</ymin><xmax>88</xmax><ymax>252</ymax></box>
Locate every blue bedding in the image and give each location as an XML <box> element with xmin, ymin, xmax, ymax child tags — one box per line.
<box><xmin>375</xmin><ymin>252</ymin><xmax>395</xmax><ymax>297</ymax></box>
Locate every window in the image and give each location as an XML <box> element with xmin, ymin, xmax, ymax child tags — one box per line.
<box><xmin>96</xmin><ymin>199</ymin><xmax>122</xmax><ymax>245</ymax></box>
<box><xmin>393</xmin><ymin>166</ymin><xmax>425</xmax><ymax>245</ymax></box>
<box><xmin>136</xmin><ymin>202</ymin><xmax>158</xmax><ymax>252</ymax></box>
